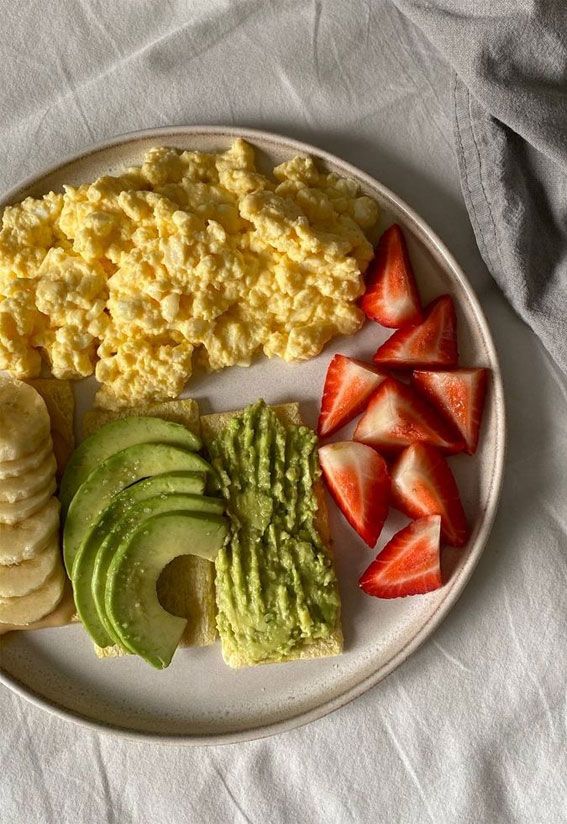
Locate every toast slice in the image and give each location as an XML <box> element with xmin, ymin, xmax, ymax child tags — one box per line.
<box><xmin>83</xmin><ymin>398</ymin><xmax>217</xmax><ymax>658</ymax></box>
<box><xmin>201</xmin><ymin>402</ymin><xmax>343</xmax><ymax>668</ymax></box>
<box><xmin>82</xmin><ymin>398</ymin><xmax>201</xmax><ymax>441</ymax></box>
<box><xmin>0</xmin><ymin>379</ymin><xmax>77</xmax><ymax>636</ymax></box>
<box><xmin>28</xmin><ymin>378</ymin><xmax>75</xmax><ymax>479</ymax></box>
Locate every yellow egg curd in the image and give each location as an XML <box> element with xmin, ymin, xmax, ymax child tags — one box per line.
<box><xmin>0</xmin><ymin>140</ymin><xmax>379</xmax><ymax>408</ymax></box>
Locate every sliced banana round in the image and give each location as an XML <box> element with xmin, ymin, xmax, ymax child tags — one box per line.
<box><xmin>0</xmin><ymin>377</ymin><xmax>51</xmax><ymax>462</ymax></box>
<box><xmin>0</xmin><ymin>452</ymin><xmax>56</xmax><ymax>504</ymax></box>
<box><xmin>0</xmin><ymin>481</ymin><xmax>56</xmax><ymax>526</ymax></box>
<box><xmin>0</xmin><ymin>564</ymin><xmax>65</xmax><ymax>625</ymax></box>
<box><xmin>0</xmin><ymin>538</ymin><xmax>59</xmax><ymax>597</ymax></box>
<box><xmin>0</xmin><ymin>498</ymin><xmax>60</xmax><ymax>565</ymax></box>
<box><xmin>0</xmin><ymin>436</ymin><xmax>53</xmax><ymax>480</ymax></box>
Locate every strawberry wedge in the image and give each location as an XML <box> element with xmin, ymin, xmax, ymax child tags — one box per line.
<box><xmin>359</xmin><ymin>515</ymin><xmax>442</xmax><ymax>598</ymax></box>
<box><xmin>373</xmin><ymin>295</ymin><xmax>458</xmax><ymax>369</ymax></box>
<box><xmin>319</xmin><ymin>441</ymin><xmax>390</xmax><ymax>547</ymax></box>
<box><xmin>390</xmin><ymin>443</ymin><xmax>469</xmax><ymax>547</ymax></box>
<box><xmin>412</xmin><ymin>368</ymin><xmax>488</xmax><ymax>454</ymax></box>
<box><xmin>360</xmin><ymin>224</ymin><xmax>422</xmax><ymax>328</ymax></box>
<box><xmin>318</xmin><ymin>355</ymin><xmax>387</xmax><ymax>438</ymax></box>
<box><xmin>353</xmin><ymin>378</ymin><xmax>465</xmax><ymax>454</ymax></box>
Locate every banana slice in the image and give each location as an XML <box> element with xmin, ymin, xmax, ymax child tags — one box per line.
<box><xmin>0</xmin><ymin>538</ymin><xmax>59</xmax><ymax>597</ymax></box>
<box><xmin>0</xmin><ymin>480</ymin><xmax>56</xmax><ymax>525</ymax></box>
<box><xmin>0</xmin><ymin>452</ymin><xmax>56</xmax><ymax>504</ymax></box>
<box><xmin>0</xmin><ymin>498</ymin><xmax>60</xmax><ymax>565</ymax></box>
<box><xmin>0</xmin><ymin>377</ymin><xmax>51</xmax><ymax>462</ymax></box>
<box><xmin>0</xmin><ymin>564</ymin><xmax>65</xmax><ymax>624</ymax></box>
<box><xmin>0</xmin><ymin>437</ymin><xmax>53</xmax><ymax>480</ymax></box>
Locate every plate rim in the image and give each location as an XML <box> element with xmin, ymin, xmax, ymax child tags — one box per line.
<box><xmin>0</xmin><ymin>125</ymin><xmax>506</xmax><ymax>745</ymax></box>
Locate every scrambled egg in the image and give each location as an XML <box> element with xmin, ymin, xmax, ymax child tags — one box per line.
<box><xmin>0</xmin><ymin>140</ymin><xmax>378</xmax><ymax>408</ymax></box>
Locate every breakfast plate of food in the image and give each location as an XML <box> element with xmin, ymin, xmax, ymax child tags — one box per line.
<box><xmin>0</xmin><ymin>126</ymin><xmax>505</xmax><ymax>743</ymax></box>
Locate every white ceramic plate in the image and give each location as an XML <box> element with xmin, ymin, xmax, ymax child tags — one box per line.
<box><xmin>0</xmin><ymin>127</ymin><xmax>505</xmax><ymax>744</ymax></box>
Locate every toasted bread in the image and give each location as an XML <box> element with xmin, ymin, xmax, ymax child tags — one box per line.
<box><xmin>84</xmin><ymin>398</ymin><xmax>217</xmax><ymax>658</ymax></box>
<box><xmin>201</xmin><ymin>402</ymin><xmax>343</xmax><ymax>669</ymax></box>
<box><xmin>82</xmin><ymin>398</ymin><xmax>201</xmax><ymax>441</ymax></box>
<box><xmin>28</xmin><ymin>378</ymin><xmax>75</xmax><ymax>479</ymax></box>
<box><xmin>0</xmin><ymin>379</ymin><xmax>77</xmax><ymax>636</ymax></box>
<box><xmin>2</xmin><ymin>392</ymin><xmax>343</xmax><ymax>670</ymax></box>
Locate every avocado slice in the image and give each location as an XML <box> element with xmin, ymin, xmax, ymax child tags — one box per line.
<box><xmin>71</xmin><ymin>472</ymin><xmax>207</xmax><ymax>647</ymax></box>
<box><xmin>92</xmin><ymin>491</ymin><xmax>225</xmax><ymax>648</ymax></box>
<box><xmin>63</xmin><ymin>443</ymin><xmax>211</xmax><ymax>575</ymax></box>
<box><xmin>106</xmin><ymin>511</ymin><xmax>227</xmax><ymax>668</ymax></box>
<box><xmin>59</xmin><ymin>416</ymin><xmax>202</xmax><ymax>513</ymax></box>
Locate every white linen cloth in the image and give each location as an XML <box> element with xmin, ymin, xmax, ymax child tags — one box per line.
<box><xmin>1</xmin><ymin>2</ymin><xmax>566</xmax><ymax>822</ymax></box>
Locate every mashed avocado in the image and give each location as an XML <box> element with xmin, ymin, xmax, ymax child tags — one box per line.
<box><xmin>208</xmin><ymin>400</ymin><xmax>340</xmax><ymax>666</ymax></box>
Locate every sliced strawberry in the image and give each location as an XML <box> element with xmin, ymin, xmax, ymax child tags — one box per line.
<box><xmin>353</xmin><ymin>377</ymin><xmax>465</xmax><ymax>454</ymax></box>
<box><xmin>412</xmin><ymin>368</ymin><xmax>488</xmax><ymax>454</ymax></box>
<box><xmin>318</xmin><ymin>355</ymin><xmax>387</xmax><ymax>438</ymax></box>
<box><xmin>390</xmin><ymin>443</ymin><xmax>469</xmax><ymax>547</ymax></box>
<box><xmin>373</xmin><ymin>295</ymin><xmax>458</xmax><ymax>368</ymax></box>
<box><xmin>319</xmin><ymin>441</ymin><xmax>390</xmax><ymax>547</ymax></box>
<box><xmin>360</xmin><ymin>224</ymin><xmax>422</xmax><ymax>328</ymax></box>
<box><xmin>359</xmin><ymin>515</ymin><xmax>442</xmax><ymax>598</ymax></box>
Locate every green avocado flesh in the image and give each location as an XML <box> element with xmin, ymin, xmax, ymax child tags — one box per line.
<box><xmin>59</xmin><ymin>416</ymin><xmax>202</xmax><ymax>513</ymax></box>
<box><xmin>207</xmin><ymin>400</ymin><xmax>340</xmax><ymax>666</ymax></box>
<box><xmin>107</xmin><ymin>512</ymin><xmax>227</xmax><ymax>668</ymax></box>
<box><xmin>63</xmin><ymin>443</ymin><xmax>211</xmax><ymax>575</ymax></box>
<box><xmin>72</xmin><ymin>473</ymin><xmax>207</xmax><ymax>648</ymax></box>
<box><xmin>91</xmin><ymin>491</ymin><xmax>224</xmax><ymax>648</ymax></box>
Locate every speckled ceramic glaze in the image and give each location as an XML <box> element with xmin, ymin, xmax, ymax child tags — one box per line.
<box><xmin>0</xmin><ymin>127</ymin><xmax>505</xmax><ymax>744</ymax></box>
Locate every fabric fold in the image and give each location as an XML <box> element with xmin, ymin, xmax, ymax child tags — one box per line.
<box><xmin>393</xmin><ymin>0</ymin><xmax>567</xmax><ymax>372</ymax></box>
